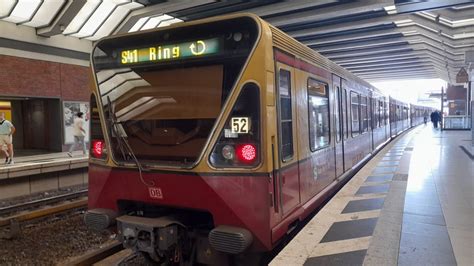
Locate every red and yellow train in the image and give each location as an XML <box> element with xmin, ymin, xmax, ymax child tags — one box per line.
<box><xmin>85</xmin><ymin>13</ymin><xmax>432</xmax><ymax>264</ymax></box>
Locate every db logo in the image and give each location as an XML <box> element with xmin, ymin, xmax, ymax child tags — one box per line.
<box><xmin>148</xmin><ymin>187</ymin><xmax>163</xmax><ymax>199</ymax></box>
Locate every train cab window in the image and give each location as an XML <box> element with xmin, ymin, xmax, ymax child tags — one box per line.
<box><xmin>361</xmin><ymin>96</ymin><xmax>368</xmax><ymax>133</ymax></box>
<box><xmin>278</xmin><ymin>69</ymin><xmax>293</xmax><ymax>160</ymax></box>
<box><xmin>350</xmin><ymin>92</ymin><xmax>360</xmax><ymax>136</ymax></box>
<box><xmin>307</xmin><ymin>78</ymin><xmax>330</xmax><ymax>151</ymax></box>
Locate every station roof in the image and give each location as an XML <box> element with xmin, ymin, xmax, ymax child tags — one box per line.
<box><xmin>1</xmin><ymin>0</ymin><xmax>473</xmax><ymax>84</ymax></box>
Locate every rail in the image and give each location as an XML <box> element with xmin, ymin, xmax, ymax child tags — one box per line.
<box><xmin>0</xmin><ymin>189</ymin><xmax>88</xmax><ymax>217</ymax></box>
<box><xmin>65</xmin><ymin>241</ymin><xmax>125</xmax><ymax>266</ymax></box>
<box><xmin>0</xmin><ymin>197</ymin><xmax>88</xmax><ymax>239</ymax></box>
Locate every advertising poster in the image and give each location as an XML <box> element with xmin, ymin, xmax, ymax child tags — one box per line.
<box><xmin>63</xmin><ymin>101</ymin><xmax>90</xmax><ymax>144</ymax></box>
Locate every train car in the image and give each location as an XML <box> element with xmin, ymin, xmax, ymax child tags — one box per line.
<box><xmin>84</xmin><ymin>13</ymin><xmax>425</xmax><ymax>265</ymax></box>
<box><xmin>410</xmin><ymin>104</ymin><xmax>433</xmax><ymax>127</ymax></box>
<box><xmin>371</xmin><ymin>91</ymin><xmax>389</xmax><ymax>150</ymax></box>
<box><xmin>389</xmin><ymin>97</ymin><xmax>410</xmax><ymax>137</ymax></box>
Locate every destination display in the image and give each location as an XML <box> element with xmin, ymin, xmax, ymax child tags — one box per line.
<box><xmin>120</xmin><ymin>38</ymin><xmax>221</xmax><ymax>64</ymax></box>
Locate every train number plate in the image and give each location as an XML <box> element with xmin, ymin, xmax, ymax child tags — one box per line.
<box><xmin>231</xmin><ymin>117</ymin><xmax>250</xmax><ymax>134</ymax></box>
<box><xmin>149</xmin><ymin>187</ymin><xmax>163</xmax><ymax>199</ymax></box>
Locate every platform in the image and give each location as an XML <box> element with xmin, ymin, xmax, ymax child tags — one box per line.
<box><xmin>0</xmin><ymin>152</ymin><xmax>88</xmax><ymax>200</ymax></box>
<box><xmin>270</xmin><ymin>126</ymin><xmax>473</xmax><ymax>266</ymax></box>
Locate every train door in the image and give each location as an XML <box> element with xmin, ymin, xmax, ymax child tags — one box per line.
<box><xmin>370</xmin><ymin>97</ymin><xmax>375</xmax><ymax>150</ymax></box>
<box><xmin>332</xmin><ymin>75</ymin><xmax>344</xmax><ymax>177</ymax></box>
<box><xmin>341</xmin><ymin>81</ymin><xmax>351</xmax><ymax>172</ymax></box>
<box><xmin>275</xmin><ymin>64</ymin><xmax>300</xmax><ymax>217</ymax></box>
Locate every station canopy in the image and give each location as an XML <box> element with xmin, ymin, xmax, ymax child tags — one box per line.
<box><xmin>1</xmin><ymin>0</ymin><xmax>473</xmax><ymax>83</ymax></box>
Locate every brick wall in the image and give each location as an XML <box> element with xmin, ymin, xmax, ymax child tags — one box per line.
<box><xmin>0</xmin><ymin>55</ymin><xmax>90</xmax><ymax>101</ymax></box>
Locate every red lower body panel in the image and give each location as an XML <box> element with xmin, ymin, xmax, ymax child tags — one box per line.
<box><xmin>88</xmin><ymin>165</ymin><xmax>271</xmax><ymax>251</ymax></box>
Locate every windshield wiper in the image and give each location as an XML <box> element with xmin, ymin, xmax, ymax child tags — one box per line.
<box><xmin>106</xmin><ymin>97</ymin><xmax>154</xmax><ymax>186</ymax></box>
<box><xmin>106</xmin><ymin>97</ymin><xmax>131</xmax><ymax>162</ymax></box>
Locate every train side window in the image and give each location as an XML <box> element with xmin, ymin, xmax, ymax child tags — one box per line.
<box><xmin>378</xmin><ymin>100</ymin><xmax>383</xmax><ymax>126</ymax></box>
<box><xmin>342</xmin><ymin>88</ymin><xmax>348</xmax><ymax>140</ymax></box>
<box><xmin>278</xmin><ymin>69</ymin><xmax>293</xmax><ymax>161</ymax></box>
<box><xmin>335</xmin><ymin>85</ymin><xmax>341</xmax><ymax>143</ymax></box>
<box><xmin>397</xmin><ymin>105</ymin><xmax>401</xmax><ymax>121</ymax></box>
<box><xmin>369</xmin><ymin>98</ymin><xmax>379</xmax><ymax>129</ymax></box>
<box><xmin>350</xmin><ymin>91</ymin><xmax>360</xmax><ymax>136</ymax></box>
<box><xmin>307</xmin><ymin>78</ymin><xmax>330</xmax><ymax>151</ymax></box>
<box><xmin>361</xmin><ymin>96</ymin><xmax>368</xmax><ymax>133</ymax></box>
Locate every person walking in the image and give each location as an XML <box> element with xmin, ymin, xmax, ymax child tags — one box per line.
<box><xmin>0</xmin><ymin>112</ymin><xmax>15</xmax><ymax>165</ymax></box>
<box><xmin>67</xmin><ymin>112</ymin><xmax>87</xmax><ymax>157</ymax></box>
<box><xmin>430</xmin><ymin>111</ymin><xmax>440</xmax><ymax>129</ymax></box>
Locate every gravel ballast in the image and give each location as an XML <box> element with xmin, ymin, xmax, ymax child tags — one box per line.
<box><xmin>0</xmin><ymin>212</ymin><xmax>113</xmax><ymax>265</ymax></box>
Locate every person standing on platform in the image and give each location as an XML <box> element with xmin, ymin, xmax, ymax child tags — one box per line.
<box><xmin>1</xmin><ymin>145</ymin><xmax>9</xmax><ymax>163</ymax></box>
<box><xmin>67</xmin><ymin>112</ymin><xmax>87</xmax><ymax>157</ymax></box>
<box><xmin>0</xmin><ymin>112</ymin><xmax>16</xmax><ymax>165</ymax></box>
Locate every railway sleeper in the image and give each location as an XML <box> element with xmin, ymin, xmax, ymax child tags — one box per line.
<box><xmin>0</xmin><ymin>218</ymin><xmax>20</xmax><ymax>240</ymax></box>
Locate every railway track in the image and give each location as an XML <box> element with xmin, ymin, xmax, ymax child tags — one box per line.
<box><xmin>0</xmin><ymin>192</ymin><xmax>88</xmax><ymax>239</ymax></box>
<box><xmin>65</xmin><ymin>240</ymin><xmax>133</xmax><ymax>266</ymax></box>
<box><xmin>0</xmin><ymin>189</ymin><xmax>88</xmax><ymax>217</ymax></box>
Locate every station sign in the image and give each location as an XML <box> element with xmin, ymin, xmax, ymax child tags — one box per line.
<box><xmin>120</xmin><ymin>38</ymin><xmax>220</xmax><ymax>65</ymax></box>
<box><xmin>456</xmin><ymin>67</ymin><xmax>468</xmax><ymax>83</ymax></box>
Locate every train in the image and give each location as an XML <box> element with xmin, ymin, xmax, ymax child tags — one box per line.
<box><xmin>84</xmin><ymin>13</ymin><xmax>433</xmax><ymax>265</ymax></box>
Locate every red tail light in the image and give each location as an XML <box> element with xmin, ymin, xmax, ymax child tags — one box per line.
<box><xmin>92</xmin><ymin>140</ymin><xmax>104</xmax><ymax>158</ymax></box>
<box><xmin>236</xmin><ymin>144</ymin><xmax>257</xmax><ymax>163</ymax></box>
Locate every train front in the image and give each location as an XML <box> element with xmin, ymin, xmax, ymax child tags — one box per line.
<box><xmin>85</xmin><ymin>15</ymin><xmax>272</xmax><ymax>264</ymax></box>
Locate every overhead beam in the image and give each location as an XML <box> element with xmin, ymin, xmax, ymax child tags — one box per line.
<box><xmin>395</xmin><ymin>0</ymin><xmax>474</xmax><ymax>14</ymax></box>
<box><xmin>37</xmin><ymin>0</ymin><xmax>87</xmax><ymax>37</ymax></box>
<box><xmin>266</xmin><ymin>0</ymin><xmax>392</xmax><ymax>28</ymax></box>
<box><xmin>114</xmin><ymin>0</ymin><xmax>214</xmax><ymax>34</ymax></box>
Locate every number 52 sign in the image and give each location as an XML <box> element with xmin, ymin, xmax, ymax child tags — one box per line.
<box><xmin>231</xmin><ymin>117</ymin><xmax>250</xmax><ymax>134</ymax></box>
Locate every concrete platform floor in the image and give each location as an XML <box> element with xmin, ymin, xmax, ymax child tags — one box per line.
<box><xmin>271</xmin><ymin>125</ymin><xmax>473</xmax><ymax>266</ymax></box>
<box><xmin>1</xmin><ymin>150</ymin><xmax>87</xmax><ymax>165</ymax></box>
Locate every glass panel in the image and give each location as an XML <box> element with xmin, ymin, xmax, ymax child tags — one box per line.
<box><xmin>63</xmin><ymin>0</ymin><xmax>102</xmax><ymax>35</ymax></box>
<box><xmin>87</xmin><ymin>2</ymin><xmax>143</xmax><ymax>41</ymax></box>
<box><xmin>361</xmin><ymin>96</ymin><xmax>368</xmax><ymax>132</ymax></box>
<box><xmin>159</xmin><ymin>18</ymin><xmax>183</xmax><ymax>28</ymax></box>
<box><xmin>209</xmin><ymin>84</ymin><xmax>260</xmax><ymax>167</ymax></box>
<box><xmin>280</xmin><ymin>98</ymin><xmax>292</xmax><ymax>121</ymax></box>
<box><xmin>91</xmin><ymin>17</ymin><xmax>258</xmax><ymax>167</ymax></box>
<box><xmin>142</xmin><ymin>14</ymin><xmax>173</xmax><ymax>30</ymax></box>
<box><xmin>72</xmin><ymin>0</ymin><xmax>129</xmax><ymax>38</ymax></box>
<box><xmin>279</xmin><ymin>70</ymin><xmax>291</xmax><ymax>96</ymax></box>
<box><xmin>308</xmin><ymin>94</ymin><xmax>330</xmax><ymax>151</ymax></box>
<box><xmin>3</xmin><ymin>0</ymin><xmax>41</xmax><ymax>23</ymax></box>
<box><xmin>23</xmin><ymin>0</ymin><xmax>66</xmax><ymax>27</ymax></box>
<box><xmin>279</xmin><ymin>69</ymin><xmax>293</xmax><ymax>160</ymax></box>
<box><xmin>281</xmin><ymin>122</ymin><xmax>293</xmax><ymax>159</ymax></box>
<box><xmin>0</xmin><ymin>0</ymin><xmax>16</xmax><ymax>17</ymax></box>
<box><xmin>351</xmin><ymin>92</ymin><xmax>360</xmax><ymax>136</ymax></box>
<box><xmin>342</xmin><ymin>88</ymin><xmax>348</xmax><ymax>139</ymax></box>
<box><xmin>335</xmin><ymin>86</ymin><xmax>341</xmax><ymax>142</ymax></box>
<box><xmin>129</xmin><ymin>16</ymin><xmax>149</xmax><ymax>32</ymax></box>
